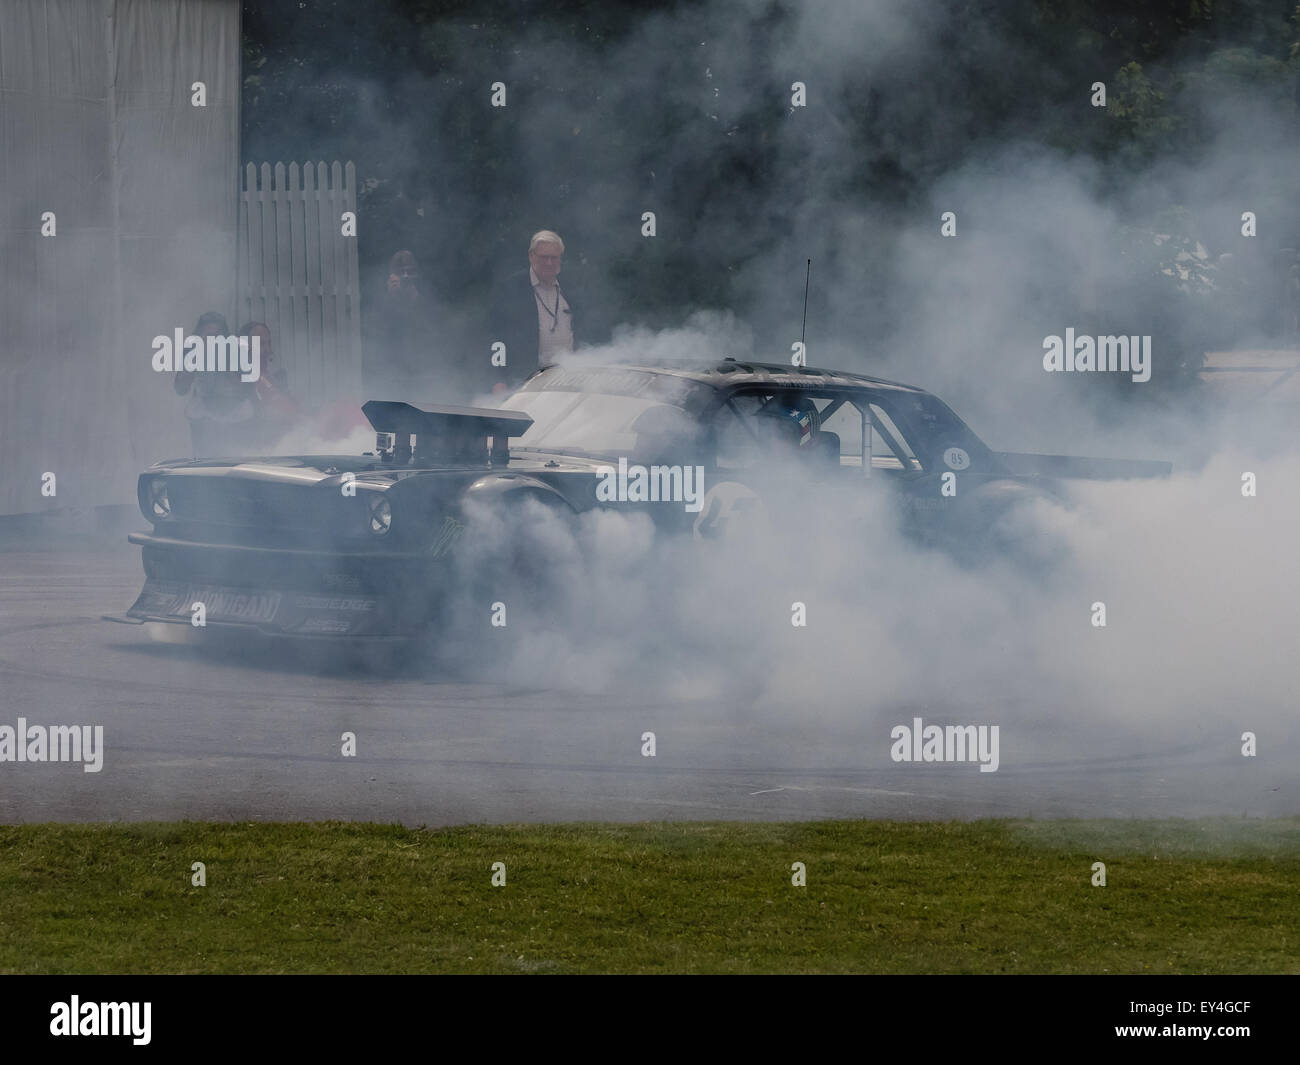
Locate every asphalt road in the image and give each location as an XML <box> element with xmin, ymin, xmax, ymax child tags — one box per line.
<box><xmin>0</xmin><ymin>540</ymin><xmax>1293</xmax><ymax>825</ymax></box>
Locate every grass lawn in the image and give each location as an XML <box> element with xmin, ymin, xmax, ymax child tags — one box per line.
<box><xmin>1</xmin><ymin>818</ymin><xmax>1296</xmax><ymax>974</ymax></box>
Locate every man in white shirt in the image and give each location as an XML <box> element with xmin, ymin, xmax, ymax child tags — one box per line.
<box><xmin>488</xmin><ymin>230</ymin><xmax>581</xmax><ymax>391</ymax></box>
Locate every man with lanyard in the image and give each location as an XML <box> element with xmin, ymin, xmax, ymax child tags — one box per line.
<box><xmin>488</xmin><ymin>230</ymin><xmax>580</xmax><ymax>393</ymax></box>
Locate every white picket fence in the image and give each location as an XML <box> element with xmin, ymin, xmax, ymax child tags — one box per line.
<box><xmin>237</xmin><ymin>161</ymin><xmax>362</xmax><ymax>409</ymax></box>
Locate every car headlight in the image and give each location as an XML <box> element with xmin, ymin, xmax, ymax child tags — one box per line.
<box><xmin>367</xmin><ymin>495</ymin><xmax>392</xmax><ymax>535</ymax></box>
<box><xmin>149</xmin><ymin>479</ymin><xmax>171</xmax><ymax>519</ymax></box>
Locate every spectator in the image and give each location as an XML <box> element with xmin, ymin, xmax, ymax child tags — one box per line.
<box><xmin>487</xmin><ymin>230</ymin><xmax>582</xmax><ymax>392</ymax></box>
<box><xmin>368</xmin><ymin>249</ymin><xmax>437</xmax><ymax>397</ymax></box>
<box><xmin>239</xmin><ymin>321</ymin><xmax>300</xmax><ymax>447</ymax></box>
<box><xmin>173</xmin><ymin>311</ymin><xmax>256</xmax><ymax>456</ymax></box>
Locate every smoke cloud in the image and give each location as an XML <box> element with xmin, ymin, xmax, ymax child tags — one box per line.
<box><xmin>229</xmin><ymin>0</ymin><xmax>1300</xmax><ymax>810</ymax></box>
<box><xmin>9</xmin><ymin>0</ymin><xmax>1296</xmax><ymax>824</ymax></box>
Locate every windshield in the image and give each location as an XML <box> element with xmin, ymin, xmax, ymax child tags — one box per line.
<box><xmin>500</xmin><ymin>389</ymin><xmax>700</xmax><ymax>457</ymax></box>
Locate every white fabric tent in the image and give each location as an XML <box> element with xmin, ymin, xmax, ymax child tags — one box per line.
<box><xmin>0</xmin><ymin>0</ymin><xmax>239</xmax><ymax>516</ymax></box>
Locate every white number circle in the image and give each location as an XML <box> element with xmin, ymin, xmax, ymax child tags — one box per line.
<box><xmin>943</xmin><ymin>447</ymin><xmax>970</xmax><ymax>471</ymax></box>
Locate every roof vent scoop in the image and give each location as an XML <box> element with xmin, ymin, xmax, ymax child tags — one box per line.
<box><xmin>362</xmin><ymin>401</ymin><xmax>533</xmax><ymax>467</ymax></box>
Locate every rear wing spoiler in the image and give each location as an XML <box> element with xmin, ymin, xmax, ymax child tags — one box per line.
<box><xmin>993</xmin><ymin>452</ymin><xmax>1172</xmax><ymax>480</ymax></box>
<box><xmin>362</xmin><ymin>400</ymin><xmax>534</xmax><ymax>466</ymax></box>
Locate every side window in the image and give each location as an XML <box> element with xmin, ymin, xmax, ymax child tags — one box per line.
<box><xmin>868</xmin><ymin>403</ymin><xmax>922</xmax><ymax>471</ymax></box>
<box><xmin>714</xmin><ymin>396</ymin><xmax>764</xmax><ymax>468</ymax></box>
<box><xmin>717</xmin><ymin>393</ymin><xmax>875</xmax><ymax>469</ymax></box>
<box><xmin>816</xmin><ymin>399</ymin><xmax>861</xmax><ymax>459</ymax></box>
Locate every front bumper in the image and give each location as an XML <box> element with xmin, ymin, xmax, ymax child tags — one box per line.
<box><xmin>124</xmin><ymin>531</ymin><xmax>449</xmax><ymax>637</ymax></box>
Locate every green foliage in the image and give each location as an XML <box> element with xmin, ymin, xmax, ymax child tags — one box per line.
<box><xmin>1108</xmin><ymin>61</ymin><xmax>1182</xmax><ymax>160</ymax></box>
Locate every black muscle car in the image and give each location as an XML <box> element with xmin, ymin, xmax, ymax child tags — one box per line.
<box><xmin>120</xmin><ymin>360</ymin><xmax>1170</xmax><ymax>639</ymax></box>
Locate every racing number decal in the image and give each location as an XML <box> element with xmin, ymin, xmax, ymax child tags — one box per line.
<box><xmin>943</xmin><ymin>447</ymin><xmax>971</xmax><ymax>471</ymax></box>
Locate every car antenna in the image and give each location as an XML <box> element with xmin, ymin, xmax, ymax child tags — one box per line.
<box><xmin>800</xmin><ymin>258</ymin><xmax>811</xmax><ymax>364</ymax></box>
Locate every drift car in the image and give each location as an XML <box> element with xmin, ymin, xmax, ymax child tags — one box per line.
<box><xmin>119</xmin><ymin>360</ymin><xmax>1170</xmax><ymax>638</ymax></box>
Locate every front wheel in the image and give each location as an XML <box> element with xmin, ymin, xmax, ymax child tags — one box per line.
<box><xmin>431</xmin><ymin>492</ymin><xmax>580</xmax><ymax>662</ymax></box>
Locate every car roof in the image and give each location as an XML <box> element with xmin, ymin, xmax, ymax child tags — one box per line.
<box><xmin>543</xmin><ymin>359</ymin><xmax>931</xmax><ymax>396</ymax></box>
